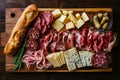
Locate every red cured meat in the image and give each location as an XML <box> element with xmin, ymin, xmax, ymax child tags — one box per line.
<box><xmin>92</xmin><ymin>53</ymin><xmax>112</xmax><ymax>68</ymax></box>
<box><xmin>26</xmin><ymin>39</ymin><xmax>38</xmax><ymax>51</ymax></box>
<box><xmin>28</xmin><ymin>27</ymin><xmax>40</xmax><ymax>40</ymax></box>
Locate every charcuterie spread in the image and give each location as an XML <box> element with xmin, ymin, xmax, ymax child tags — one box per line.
<box><xmin>4</xmin><ymin>4</ymin><xmax>117</xmax><ymax>72</ymax></box>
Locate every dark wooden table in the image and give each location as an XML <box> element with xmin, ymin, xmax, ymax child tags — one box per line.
<box><xmin>0</xmin><ymin>0</ymin><xmax>120</xmax><ymax>80</ymax></box>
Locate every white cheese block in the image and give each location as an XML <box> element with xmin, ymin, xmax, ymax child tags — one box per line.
<box><xmin>66</xmin><ymin>21</ymin><xmax>75</xmax><ymax>30</ymax></box>
<box><xmin>68</xmin><ymin>13</ymin><xmax>77</xmax><ymax>24</ymax></box>
<box><xmin>79</xmin><ymin>51</ymin><xmax>93</xmax><ymax>67</ymax></box>
<box><xmin>64</xmin><ymin>51</ymin><xmax>76</xmax><ymax>71</ymax></box>
<box><xmin>81</xmin><ymin>12</ymin><xmax>89</xmax><ymax>22</ymax></box>
<box><xmin>75</xmin><ymin>13</ymin><xmax>81</xmax><ymax>19</ymax></box>
<box><xmin>64</xmin><ymin>48</ymin><xmax>83</xmax><ymax>71</ymax></box>
<box><xmin>52</xmin><ymin>9</ymin><xmax>62</xmax><ymax>18</ymax></box>
<box><xmin>52</xmin><ymin>19</ymin><xmax>64</xmax><ymax>32</ymax></box>
<box><xmin>59</xmin><ymin>15</ymin><xmax>69</xmax><ymax>24</ymax></box>
<box><xmin>75</xmin><ymin>18</ymin><xmax>85</xmax><ymax>29</ymax></box>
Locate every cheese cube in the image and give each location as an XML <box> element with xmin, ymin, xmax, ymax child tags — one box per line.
<box><xmin>75</xmin><ymin>18</ymin><xmax>84</xmax><ymax>29</ymax></box>
<box><xmin>68</xmin><ymin>10</ymin><xmax>73</xmax><ymax>14</ymax></box>
<box><xmin>75</xmin><ymin>13</ymin><xmax>81</xmax><ymax>19</ymax></box>
<box><xmin>62</xmin><ymin>10</ymin><xmax>68</xmax><ymax>15</ymax></box>
<box><xmin>52</xmin><ymin>9</ymin><xmax>62</xmax><ymax>18</ymax></box>
<box><xmin>52</xmin><ymin>19</ymin><xmax>64</xmax><ymax>32</ymax></box>
<box><xmin>66</xmin><ymin>21</ymin><xmax>75</xmax><ymax>30</ymax></box>
<box><xmin>68</xmin><ymin>13</ymin><xmax>77</xmax><ymax>24</ymax></box>
<box><xmin>81</xmin><ymin>12</ymin><xmax>89</xmax><ymax>22</ymax></box>
<box><xmin>59</xmin><ymin>15</ymin><xmax>69</xmax><ymax>24</ymax></box>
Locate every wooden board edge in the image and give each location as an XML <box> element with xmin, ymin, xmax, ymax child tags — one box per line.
<box><xmin>6</xmin><ymin>68</ymin><xmax>112</xmax><ymax>72</ymax></box>
<box><xmin>38</xmin><ymin>8</ymin><xmax>112</xmax><ymax>12</ymax></box>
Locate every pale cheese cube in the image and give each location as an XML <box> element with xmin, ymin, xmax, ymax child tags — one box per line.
<box><xmin>62</xmin><ymin>10</ymin><xmax>68</xmax><ymax>15</ymax></box>
<box><xmin>52</xmin><ymin>19</ymin><xmax>64</xmax><ymax>32</ymax></box>
<box><xmin>81</xmin><ymin>12</ymin><xmax>89</xmax><ymax>22</ymax></box>
<box><xmin>75</xmin><ymin>18</ymin><xmax>84</xmax><ymax>29</ymax></box>
<box><xmin>59</xmin><ymin>15</ymin><xmax>69</xmax><ymax>24</ymax></box>
<box><xmin>68</xmin><ymin>13</ymin><xmax>77</xmax><ymax>24</ymax></box>
<box><xmin>66</xmin><ymin>21</ymin><xmax>75</xmax><ymax>30</ymax></box>
<box><xmin>75</xmin><ymin>13</ymin><xmax>81</xmax><ymax>19</ymax></box>
<box><xmin>52</xmin><ymin>9</ymin><xmax>62</xmax><ymax>18</ymax></box>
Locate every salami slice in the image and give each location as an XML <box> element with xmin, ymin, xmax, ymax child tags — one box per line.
<box><xmin>28</xmin><ymin>27</ymin><xmax>40</xmax><ymax>40</ymax></box>
<box><xmin>92</xmin><ymin>53</ymin><xmax>112</xmax><ymax>68</ymax></box>
<box><xmin>26</xmin><ymin>39</ymin><xmax>38</xmax><ymax>51</ymax></box>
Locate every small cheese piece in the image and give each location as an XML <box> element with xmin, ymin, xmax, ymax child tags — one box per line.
<box><xmin>75</xmin><ymin>18</ymin><xmax>84</xmax><ymax>29</ymax></box>
<box><xmin>66</xmin><ymin>21</ymin><xmax>75</xmax><ymax>30</ymax></box>
<box><xmin>52</xmin><ymin>19</ymin><xmax>64</xmax><ymax>32</ymax></box>
<box><xmin>68</xmin><ymin>10</ymin><xmax>73</xmax><ymax>14</ymax></box>
<box><xmin>79</xmin><ymin>51</ymin><xmax>87</xmax><ymax>67</ymax></box>
<box><xmin>68</xmin><ymin>13</ymin><xmax>77</xmax><ymax>24</ymax></box>
<box><xmin>60</xmin><ymin>51</ymin><xmax>65</xmax><ymax>64</ymax></box>
<box><xmin>52</xmin><ymin>9</ymin><xmax>62</xmax><ymax>18</ymax></box>
<box><xmin>59</xmin><ymin>15</ymin><xmax>69</xmax><ymax>24</ymax></box>
<box><xmin>62</xmin><ymin>10</ymin><xmax>68</xmax><ymax>15</ymax></box>
<box><xmin>75</xmin><ymin>13</ymin><xmax>81</xmax><ymax>19</ymax></box>
<box><xmin>81</xmin><ymin>12</ymin><xmax>89</xmax><ymax>22</ymax></box>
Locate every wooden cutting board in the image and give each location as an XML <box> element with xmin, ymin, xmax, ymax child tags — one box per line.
<box><xmin>1</xmin><ymin>8</ymin><xmax>113</xmax><ymax>72</ymax></box>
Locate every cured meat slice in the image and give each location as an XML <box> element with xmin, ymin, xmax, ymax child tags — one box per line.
<box><xmin>22</xmin><ymin>51</ymin><xmax>36</xmax><ymax>69</ymax></box>
<box><xmin>80</xmin><ymin>27</ymin><xmax>88</xmax><ymax>48</ymax></box>
<box><xmin>28</xmin><ymin>27</ymin><xmax>40</xmax><ymax>40</ymax></box>
<box><xmin>67</xmin><ymin>32</ymin><xmax>74</xmax><ymax>49</ymax></box>
<box><xmin>71</xmin><ymin>29</ymin><xmax>82</xmax><ymax>50</ymax></box>
<box><xmin>92</xmin><ymin>53</ymin><xmax>112</xmax><ymax>68</ymax></box>
<box><xmin>86</xmin><ymin>27</ymin><xmax>93</xmax><ymax>51</ymax></box>
<box><xmin>26</xmin><ymin>39</ymin><xmax>38</xmax><ymax>51</ymax></box>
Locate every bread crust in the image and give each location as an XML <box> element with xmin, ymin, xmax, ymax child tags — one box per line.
<box><xmin>4</xmin><ymin>4</ymin><xmax>38</xmax><ymax>55</ymax></box>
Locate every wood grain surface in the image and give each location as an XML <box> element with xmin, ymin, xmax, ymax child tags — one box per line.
<box><xmin>0</xmin><ymin>0</ymin><xmax>120</xmax><ymax>80</ymax></box>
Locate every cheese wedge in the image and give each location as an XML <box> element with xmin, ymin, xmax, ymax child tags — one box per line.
<box><xmin>75</xmin><ymin>18</ymin><xmax>84</xmax><ymax>29</ymax></box>
<box><xmin>46</xmin><ymin>51</ymin><xmax>65</xmax><ymax>68</ymax></box>
<box><xmin>52</xmin><ymin>9</ymin><xmax>62</xmax><ymax>18</ymax></box>
<box><xmin>66</xmin><ymin>21</ymin><xmax>75</xmax><ymax>30</ymax></box>
<box><xmin>81</xmin><ymin>12</ymin><xmax>89</xmax><ymax>22</ymax></box>
<box><xmin>52</xmin><ymin>19</ymin><xmax>64</xmax><ymax>32</ymax></box>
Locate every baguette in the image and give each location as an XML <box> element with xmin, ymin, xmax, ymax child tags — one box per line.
<box><xmin>4</xmin><ymin>4</ymin><xmax>38</xmax><ymax>55</ymax></box>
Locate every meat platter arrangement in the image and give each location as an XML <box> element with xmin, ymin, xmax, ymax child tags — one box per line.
<box><xmin>4</xmin><ymin>4</ymin><xmax>117</xmax><ymax>72</ymax></box>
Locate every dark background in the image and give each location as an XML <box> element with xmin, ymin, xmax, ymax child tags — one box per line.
<box><xmin>0</xmin><ymin>0</ymin><xmax>120</xmax><ymax>80</ymax></box>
